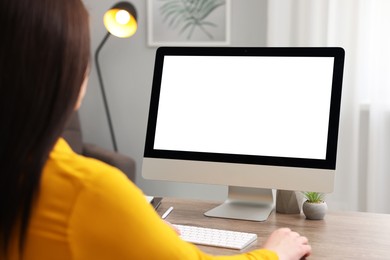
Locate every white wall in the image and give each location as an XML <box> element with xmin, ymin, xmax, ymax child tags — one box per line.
<box><xmin>81</xmin><ymin>0</ymin><xmax>268</xmax><ymax>199</ymax></box>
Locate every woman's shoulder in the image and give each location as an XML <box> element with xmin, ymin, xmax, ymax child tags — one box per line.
<box><xmin>46</xmin><ymin>138</ymin><xmax>124</xmax><ymax>181</ymax></box>
<box><xmin>42</xmin><ymin>138</ymin><xmax>136</xmax><ymax>202</ymax></box>
<box><xmin>26</xmin><ymin>139</ymin><xmax>146</xmax><ymax>259</ymax></box>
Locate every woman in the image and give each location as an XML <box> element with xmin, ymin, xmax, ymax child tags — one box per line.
<box><xmin>0</xmin><ymin>0</ymin><xmax>311</xmax><ymax>259</ymax></box>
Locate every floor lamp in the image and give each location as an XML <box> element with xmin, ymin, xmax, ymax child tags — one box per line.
<box><xmin>95</xmin><ymin>2</ymin><xmax>137</xmax><ymax>152</ymax></box>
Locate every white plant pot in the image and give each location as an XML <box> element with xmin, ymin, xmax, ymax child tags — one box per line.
<box><xmin>302</xmin><ymin>201</ymin><xmax>327</xmax><ymax>220</ymax></box>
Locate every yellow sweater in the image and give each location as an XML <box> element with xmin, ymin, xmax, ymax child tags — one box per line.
<box><xmin>10</xmin><ymin>138</ymin><xmax>278</xmax><ymax>260</ymax></box>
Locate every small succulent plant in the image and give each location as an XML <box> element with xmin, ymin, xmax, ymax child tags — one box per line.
<box><xmin>302</xmin><ymin>191</ymin><xmax>324</xmax><ymax>203</ymax></box>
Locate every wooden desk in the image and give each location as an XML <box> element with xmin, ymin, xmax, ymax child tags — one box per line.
<box><xmin>157</xmin><ymin>198</ymin><xmax>390</xmax><ymax>259</ymax></box>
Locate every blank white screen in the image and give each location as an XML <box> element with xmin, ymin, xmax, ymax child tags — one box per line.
<box><xmin>154</xmin><ymin>56</ymin><xmax>334</xmax><ymax>160</ymax></box>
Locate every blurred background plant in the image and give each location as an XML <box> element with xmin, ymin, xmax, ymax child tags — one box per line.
<box><xmin>159</xmin><ymin>0</ymin><xmax>225</xmax><ymax>39</ymax></box>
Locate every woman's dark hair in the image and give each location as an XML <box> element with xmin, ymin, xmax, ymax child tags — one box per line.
<box><xmin>0</xmin><ymin>0</ymin><xmax>90</xmax><ymax>256</ymax></box>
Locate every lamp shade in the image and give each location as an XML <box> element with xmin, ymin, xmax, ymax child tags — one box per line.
<box><xmin>103</xmin><ymin>2</ymin><xmax>137</xmax><ymax>38</ymax></box>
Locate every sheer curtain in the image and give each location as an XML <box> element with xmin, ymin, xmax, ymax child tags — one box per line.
<box><xmin>267</xmin><ymin>0</ymin><xmax>390</xmax><ymax>213</ymax></box>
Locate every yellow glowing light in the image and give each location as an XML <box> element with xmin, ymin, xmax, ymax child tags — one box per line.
<box><xmin>103</xmin><ymin>8</ymin><xmax>137</xmax><ymax>38</ymax></box>
<box><xmin>115</xmin><ymin>10</ymin><xmax>130</xmax><ymax>25</ymax></box>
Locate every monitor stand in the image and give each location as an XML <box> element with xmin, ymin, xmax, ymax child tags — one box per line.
<box><xmin>204</xmin><ymin>186</ymin><xmax>274</xmax><ymax>222</ymax></box>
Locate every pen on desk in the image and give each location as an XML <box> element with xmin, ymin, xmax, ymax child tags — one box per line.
<box><xmin>162</xmin><ymin>206</ymin><xmax>174</xmax><ymax>219</ymax></box>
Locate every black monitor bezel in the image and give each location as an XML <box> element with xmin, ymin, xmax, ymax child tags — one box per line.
<box><xmin>144</xmin><ymin>47</ymin><xmax>344</xmax><ymax>170</ymax></box>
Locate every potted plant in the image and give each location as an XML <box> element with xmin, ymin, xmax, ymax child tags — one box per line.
<box><xmin>302</xmin><ymin>192</ymin><xmax>327</xmax><ymax>220</ymax></box>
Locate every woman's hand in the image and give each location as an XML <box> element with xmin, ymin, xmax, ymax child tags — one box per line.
<box><xmin>262</xmin><ymin>228</ymin><xmax>311</xmax><ymax>260</ymax></box>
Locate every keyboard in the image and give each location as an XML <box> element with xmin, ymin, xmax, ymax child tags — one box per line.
<box><xmin>173</xmin><ymin>224</ymin><xmax>257</xmax><ymax>250</ymax></box>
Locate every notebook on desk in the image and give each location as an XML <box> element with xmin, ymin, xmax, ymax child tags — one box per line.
<box><xmin>145</xmin><ymin>196</ymin><xmax>162</xmax><ymax>210</ymax></box>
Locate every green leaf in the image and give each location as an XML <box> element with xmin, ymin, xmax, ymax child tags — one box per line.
<box><xmin>157</xmin><ymin>0</ymin><xmax>225</xmax><ymax>39</ymax></box>
<box><xmin>302</xmin><ymin>191</ymin><xmax>324</xmax><ymax>203</ymax></box>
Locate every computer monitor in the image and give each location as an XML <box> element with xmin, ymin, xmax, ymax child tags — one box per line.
<box><xmin>142</xmin><ymin>47</ymin><xmax>344</xmax><ymax>221</ymax></box>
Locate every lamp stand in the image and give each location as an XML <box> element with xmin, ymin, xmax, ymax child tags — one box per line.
<box><xmin>95</xmin><ymin>32</ymin><xmax>118</xmax><ymax>152</ymax></box>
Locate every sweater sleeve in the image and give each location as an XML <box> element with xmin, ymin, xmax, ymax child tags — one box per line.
<box><xmin>68</xmin><ymin>166</ymin><xmax>278</xmax><ymax>260</ymax></box>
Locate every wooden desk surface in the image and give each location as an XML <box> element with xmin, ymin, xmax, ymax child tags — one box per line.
<box><xmin>157</xmin><ymin>198</ymin><xmax>390</xmax><ymax>259</ymax></box>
